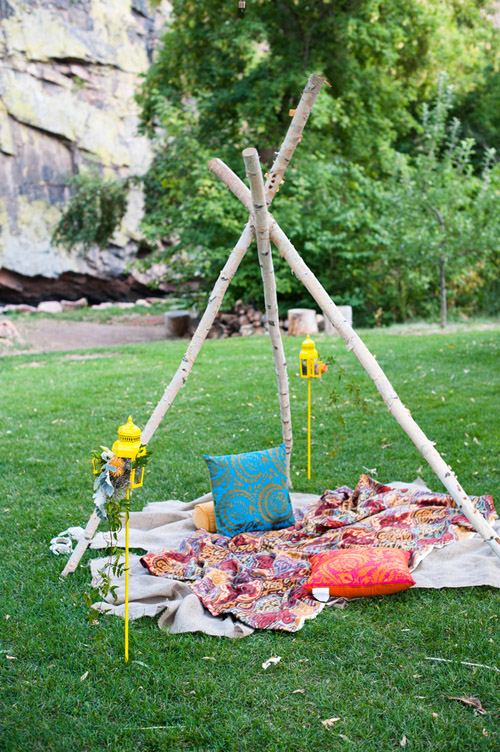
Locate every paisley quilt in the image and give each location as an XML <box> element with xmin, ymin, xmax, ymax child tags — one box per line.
<box><xmin>140</xmin><ymin>475</ymin><xmax>497</xmax><ymax>632</ymax></box>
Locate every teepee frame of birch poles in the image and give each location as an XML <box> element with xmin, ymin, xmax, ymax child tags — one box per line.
<box><xmin>62</xmin><ymin>73</ymin><xmax>500</xmax><ymax>578</ymax></box>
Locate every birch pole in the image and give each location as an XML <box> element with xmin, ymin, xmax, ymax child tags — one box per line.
<box><xmin>210</xmin><ymin>160</ymin><xmax>500</xmax><ymax>559</ymax></box>
<box><xmin>243</xmin><ymin>147</ymin><xmax>293</xmax><ymax>488</ymax></box>
<box><xmin>141</xmin><ymin>73</ymin><xmax>327</xmax><ymax>446</ymax></box>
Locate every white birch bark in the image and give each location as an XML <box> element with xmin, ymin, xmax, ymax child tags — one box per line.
<box><xmin>210</xmin><ymin>160</ymin><xmax>500</xmax><ymax>559</ymax></box>
<box><xmin>141</xmin><ymin>74</ymin><xmax>327</xmax><ymax>446</ymax></box>
<box><xmin>60</xmin><ymin>510</ymin><xmax>100</xmax><ymax>577</ymax></box>
<box><xmin>263</xmin><ymin>74</ymin><xmax>326</xmax><ymax>204</ymax></box>
<box><xmin>243</xmin><ymin>147</ymin><xmax>293</xmax><ymax>488</ymax></box>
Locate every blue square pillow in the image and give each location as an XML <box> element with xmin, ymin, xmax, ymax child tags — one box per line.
<box><xmin>204</xmin><ymin>443</ymin><xmax>295</xmax><ymax>537</ymax></box>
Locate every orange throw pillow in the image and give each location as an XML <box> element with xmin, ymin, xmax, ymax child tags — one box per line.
<box><xmin>304</xmin><ymin>547</ymin><xmax>415</xmax><ymax>599</ymax></box>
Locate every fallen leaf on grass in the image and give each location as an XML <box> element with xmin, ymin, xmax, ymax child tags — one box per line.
<box><xmin>132</xmin><ymin>660</ymin><xmax>150</xmax><ymax>669</ymax></box>
<box><xmin>80</xmin><ymin>671</ymin><xmax>89</xmax><ymax>681</ymax></box>
<box><xmin>483</xmin><ymin>729</ymin><xmax>489</xmax><ymax>737</ymax></box>
<box><xmin>448</xmin><ymin>696</ymin><xmax>486</xmax><ymax>714</ymax></box>
<box><xmin>321</xmin><ymin>717</ymin><xmax>341</xmax><ymax>729</ymax></box>
<box><xmin>298</xmin><ymin>658</ymin><xmax>309</xmax><ymax>663</ymax></box>
<box><xmin>5</xmin><ymin>655</ymin><xmax>16</xmax><ymax>660</ymax></box>
<box><xmin>202</xmin><ymin>656</ymin><xmax>216</xmax><ymax>661</ymax></box>
<box><xmin>381</xmin><ymin>443</ymin><xmax>394</xmax><ymax>450</ymax></box>
<box><xmin>400</xmin><ymin>735</ymin><xmax>407</xmax><ymax>747</ymax></box>
<box><xmin>292</xmin><ymin>689</ymin><xmax>305</xmax><ymax>694</ymax></box>
<box><xmin>262</xmin><ymin>656</ymin><xmax>281</xmax><ymax>670</ymax></box>
<box><xmin>432</xmin><ymin>713</ymin><xmax>439</xmax><ymax>718</ymax></box>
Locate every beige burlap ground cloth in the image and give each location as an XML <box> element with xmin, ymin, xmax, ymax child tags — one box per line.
<box><xmin>89</xmin><ymin>484</ymin><xmax>500</xmax><ymax>638</ymax></box>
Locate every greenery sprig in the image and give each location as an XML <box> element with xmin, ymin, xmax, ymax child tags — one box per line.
<box><xmin>52</xmin><ymin>171</ymin><xmax>130</xmax><ymax>254</ymax></box>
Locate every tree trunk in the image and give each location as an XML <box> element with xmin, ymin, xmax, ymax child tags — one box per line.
<box><xmin>210</xmin><ymin>158</ymin><xmax>500</xmax><ymax>560</ymax></box>
<box><xmin>439</xmin><ymin>256</ymin><xmax>447</xmax><ymax>329</ymax></box>
<box><xmin>243</xmin><ymin>147</ymin><xmax>293</xmax><ymax>488</ymax></box>
<box><xmin>287</xmin><ymin>308</ymin><xmax>318</xmax><ymax>336</ymax></box>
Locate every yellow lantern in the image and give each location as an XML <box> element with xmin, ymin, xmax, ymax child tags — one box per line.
<box><xmin>112</xmin><ymin>416</ymin><xmax>146</xmax><ymax>489</ymax></box>
<box><xmin>299</xmin><ymin>336</ymin><xmax>327</xmax><ymax>479</ymax></box>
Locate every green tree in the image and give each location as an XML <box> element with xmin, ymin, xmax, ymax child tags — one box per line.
<box><xmin>387</xmin><ymin>75</ymin><xmax>500</xmax><ymax>328</ymax></box>
<box><xmin>52</xmin><ymin>172</ymin><xmax>129</xmax><ymax>254</ymax></box>
<box><xmin>136</xmin><ymin>0</ymin><xmax>499</xmax><ymax>318</ymax></box>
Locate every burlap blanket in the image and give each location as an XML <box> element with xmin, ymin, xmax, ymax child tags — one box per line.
<box><xmin>90</xmin><ymin>479</ymin><xmax>500</xmax><ymax>638</ymax></box>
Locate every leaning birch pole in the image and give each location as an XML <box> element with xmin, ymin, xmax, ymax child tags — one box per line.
<box><xmin>243</xmin><ymin>147</ymin><xmax>293</xmax><ymax>488</ymax></box>
<box><xmin>141</xmin><ymin>73</ymin><xmax>327</xmax><ymax>446</ymax></box>
<box><xmin>210</xmin><ymin>159</ymin><xmax>500</xmax><ymax>559</ymax></box>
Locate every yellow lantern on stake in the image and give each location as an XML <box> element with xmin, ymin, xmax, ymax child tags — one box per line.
<box><xmin>299</xmin><ymin>336</ymin><xmax>327</xmax><ymax>479</ymax></box>
<box><xmin>112</xmin><ymin>416</ymin><xmax>146</xmax><ymax>664</ymax></box>
<box><xmin>92</xmin><ymin>416</ymin><xmax>146</xmax><ymax>664</ymax></box>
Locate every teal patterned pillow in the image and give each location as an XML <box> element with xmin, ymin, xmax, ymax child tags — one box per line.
<box><xmin>204</xmin><ymin>444</ymin><xmax>295</xmax><ymax>537</ymax></box>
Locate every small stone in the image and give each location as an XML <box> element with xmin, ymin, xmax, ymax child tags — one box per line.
<box><xmin>91</xmin><ymin>302</ymin><xmax>114</xmax><ymax>310</ymax></box>
<box><xmin>5</xmin><ymin>304</ymin><xmax>37</xmax><ymax>313</ymax></box>
<box><xmin>135</xmin><ymin>299</ymin><xmax>151</xmax><ymax>307</ymax></box>
<box><xmin>37</xmin><ymin>301</ymin><xmax>63</xmax><ymax>314</ymax></box>
<box><xmin>60</xmin><ymin>297</ymin><xmax>88</xmax><ymax>311</ymax></box>
<box><xmin>0</xmin><ymin>319</ymin><xmax>21</xmax><ymax>340</ymax></box>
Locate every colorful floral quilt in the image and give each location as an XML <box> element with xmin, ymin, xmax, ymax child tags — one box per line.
<box><xmin>140</xmin><ymin>475</ymin><xmax>497</xmax><ymax>632</ymax></box>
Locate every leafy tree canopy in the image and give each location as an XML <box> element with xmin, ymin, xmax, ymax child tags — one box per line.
<box><xmin>136</xmin><ymin>0</ymin><xmax>500</xmax><ymax>320</ymax></box>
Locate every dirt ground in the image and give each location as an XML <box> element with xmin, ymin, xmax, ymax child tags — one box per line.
<box><xmin>1</xmin><ymin>315</ymin><xmax>168</xmax><ymax>355</ymax></box>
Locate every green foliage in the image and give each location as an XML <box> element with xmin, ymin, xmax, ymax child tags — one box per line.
<box><xmin>52</xmin><ymin>171</ymin><xmax>129</xmax><ymax>253</ymax></box>
<box><xmin>136</xmin><ymin>0</ymin><xmax>500</xmax><ymax>322</ymax></box>
<box><xmin>385</xmin><ymin>74</ymin><xmax>500</xmax><ymax>326</ymax></box>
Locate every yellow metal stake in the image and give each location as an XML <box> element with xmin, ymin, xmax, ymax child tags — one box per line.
<box><xmin>299</xmin><ymin>336</ymin><xmax>327</xmax><ymax>480</ymax></box>
<box><xmin>307</xmin><ymin>377</ymin><xmax>311</xmax><ymax>479</ymax></box>
<box><xmin>124</xmin><ymin>489</ymin><xmax>130</xmax><ymax>664</ymax></box>
<box><xmin>110</xmin><ymin>417</ymin><xmax>146</xmax><ymax>664</ymax></box>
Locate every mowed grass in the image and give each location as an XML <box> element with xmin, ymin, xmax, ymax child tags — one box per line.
<box><xmin>1</xmin><ymin>325</ymin><xmax>499</xmax><ymax>752</ymax></box>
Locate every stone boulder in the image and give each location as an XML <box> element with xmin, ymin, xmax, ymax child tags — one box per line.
<box><xmin>37</xmin><ymin>300</ymin><xmax>63</xmax><ymax>314</ymax></box>
<box><xmin>61</xmin><ymin>297</ymin><xmax>88</xmax><ymax>311</ymax></box>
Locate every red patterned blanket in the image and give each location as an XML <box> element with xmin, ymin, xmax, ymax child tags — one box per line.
<box><xmin>141</xmin><ymin>475</ymin><xmax>497</xmax><ymax>632</ymax></box>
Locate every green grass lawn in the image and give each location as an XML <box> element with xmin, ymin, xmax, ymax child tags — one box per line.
<box><xmin>1</xmin><ymin>325</ymin><xmax>499</xmax><ymax>751</ymax></box>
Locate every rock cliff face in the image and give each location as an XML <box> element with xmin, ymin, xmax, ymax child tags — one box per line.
<box><xmin>0</xmin><ymin>0</ymin><xmax>171</xmax><ymax>303</ymax></box>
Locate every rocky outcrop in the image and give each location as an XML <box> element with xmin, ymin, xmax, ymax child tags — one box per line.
<box><xmin>0</xmin><ymin>0</ymin><xmax>171</xmax><ymax>303</ymax></box>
